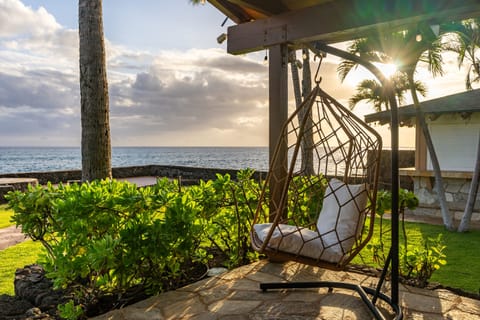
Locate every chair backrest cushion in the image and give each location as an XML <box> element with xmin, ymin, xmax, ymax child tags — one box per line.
<box><xmin>316</xmin><ymin>178</ymin><xmax>367</xmax><ymax>256</ymax></box>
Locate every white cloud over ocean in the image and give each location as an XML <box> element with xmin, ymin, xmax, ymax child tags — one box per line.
<box><xmin>0</xmin><ymin>0</ymin><xmax>271</xmax><ymax>147</ymax></box>
<box><xmin>0</xmin><ymin>0</ymin><xmax>469</xmax><ymax>148</ymax></box>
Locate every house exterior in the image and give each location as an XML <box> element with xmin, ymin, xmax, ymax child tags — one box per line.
<box><xmin>365</xmin><ymin>89</ymin><xmax>480</xmax><ymax>221</ymax></box>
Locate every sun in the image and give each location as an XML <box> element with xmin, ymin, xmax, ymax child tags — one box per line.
<box><xmin>376</xmin><ymin>63</ymin><xmax>398</xmax><ymax>78</ymax></box>
<box><xmin>344</xmin><ymin>63</ymin><xmax>398</xmax><ymax>87</ymax></box>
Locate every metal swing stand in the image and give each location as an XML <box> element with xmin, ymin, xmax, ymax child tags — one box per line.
<box><xmin>260</xmin><ymin>248</ymin><xmax>400</xmax><ymax>320</ymax></box>
<box><xmin>259</xmin><ymin>43</ymin><xmax>403</xmax><ymax>320</ymax></box>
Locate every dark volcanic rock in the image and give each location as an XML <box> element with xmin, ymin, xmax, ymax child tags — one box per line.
<box><xmin>0</xmin><ymin>294</ymin><xmax>34</xmax><ymax>319</ymax></box>
<box><xmin>0</xmin><ymin>265</ymin><xmax>62</xmax><ymax>319</ymax></box>
<box><xmin>15</xmin><ymin>264</ymin><xmax>64</xmax><ymax>312</ymax></box>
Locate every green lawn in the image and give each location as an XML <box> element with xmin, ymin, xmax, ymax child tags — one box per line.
<box><xmin>0</xmin><ymin>204</ymin><xmax>15</xmax><ymax>229</ymax></box>
<box><xmin>0</xmin><ymin>205</ymin><xmax>44</xmax><ymax>295</ymax></box>
<box><xmin>0</xmin><ymin>240</ymin><xmax>44</xmax><ymax>295</ymax></box>
<box><xmin>353</xmin><ymin>218</ymin><xmax>480</xmax><ymax>294</ymax></box>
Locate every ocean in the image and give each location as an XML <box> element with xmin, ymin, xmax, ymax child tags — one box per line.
<box><xmin>0</xmin><ymin>147</ymin><xmax>269</xmax><ymax>174</ymax></box>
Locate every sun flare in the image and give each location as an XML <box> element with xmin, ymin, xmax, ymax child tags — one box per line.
<box><xmin>377</xmin><ymin>63</ymin><xmax>397</xmax><ymax>78</ymax></box>
<box><xmin>344</xmin><ymin>63</ymin><xmax>398</xmax><ymax>86</ymax></box>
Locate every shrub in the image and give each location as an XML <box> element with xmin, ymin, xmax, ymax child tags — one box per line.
<box><xmin>365</xmin><ymin>188</ymin><xmax>446</xmax><ymax>287</ymax></box>
<box><xmin>6</xmin><ymin>170</ymin><xmax>263</xmax><ymax>318</ymax></box>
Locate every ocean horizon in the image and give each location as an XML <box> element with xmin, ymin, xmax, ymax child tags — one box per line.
<box><xmin>0</xmin><ymin>146</ymin><xmax>270</xmax><ymax>175</ymax></box>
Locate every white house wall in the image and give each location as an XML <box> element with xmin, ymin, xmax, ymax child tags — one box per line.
<box><xmin>427</xmin><ymin>113</ymin><xmax>480</xmax><ymax>171</ymax></box>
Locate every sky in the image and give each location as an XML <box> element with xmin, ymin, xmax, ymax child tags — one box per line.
<box><xmin>0</xmin><ymin>0</ymin><xmax>469</xmax><ymax>147</ymax></box>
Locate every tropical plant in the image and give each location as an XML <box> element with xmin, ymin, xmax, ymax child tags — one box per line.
<box><xmin>443</xmin><ymin>18</ymin><xmax>480</xmax><ymax>90</ymax></box>
<box><xmin>366</xmin><ymin>188</ymin><xmax>446</xmax><ymax>287</ymax></box>
<box><xmin>349</xmin><ymin>72</ymin><xmax>427</xmax><ymax>112</ymax></box>
<box><xmin>338</xmin><ymin>26</ymin><xmax>455</xmax><ymax>231</ymax></box>
<box><xmin>6</xmin><ymin>171</ymin><xmax>264</xmax><ymax>318</ymax></box>
<box><xmin>442</xmin><ymin>18</ymin><xmax>480</xmax><ymax>232</ymax></box>
<box><xmin>79</xmin><ymin>0</ymin><xmax>112</xmax><ymax>181</ymax></box>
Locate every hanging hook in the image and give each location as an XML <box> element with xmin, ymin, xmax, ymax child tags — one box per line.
<box><xmin>314</xmin><ymin>52</ymin><xmax>325</xmax><ymax>85</ymax></box>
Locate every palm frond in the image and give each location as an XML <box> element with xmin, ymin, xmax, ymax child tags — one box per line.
<box><xmin>337</xmin><ymin>60</ymin><xmax>357</xmax><ymax>82</ymax></box>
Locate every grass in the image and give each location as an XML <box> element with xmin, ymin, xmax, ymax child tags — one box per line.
<box><xmin>0</xmin><ymin>205</ymin><xmax>44</xmax><ymax>295</ymax></box>
<box><xmin>0</xmin><ymin>204</ymin><xmax>15</xmax><ymax>228</ymax></box>
<box><xmin>0</xmin><ymin>240</ymin><xmax>44</xmax><ymax>295</ymax></box>
<box><xmin>353</xmin><ymin>217</ymin><xmax>480</xmax><ymax>294</ymax></box>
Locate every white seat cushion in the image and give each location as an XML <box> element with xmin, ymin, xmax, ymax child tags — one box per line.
<box><xmin>252</xmin><ymin>178</ymin><xmax>368</xmax><ymax>264</ymax></box>
<box><xmin>253</xmin><ymin>223</ymin><xmax>343</xmax><ymax>263</ymax></box>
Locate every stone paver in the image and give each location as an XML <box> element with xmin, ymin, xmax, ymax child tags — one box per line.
<box><xmin>90</xmin><ymin>260</ymin><xmax>480</xmax><ymax>319</ymax></box>
<box><xmin>0</xmin><ymin>225</ymin><xmax>26</xmax><ymax>250</ymax></box>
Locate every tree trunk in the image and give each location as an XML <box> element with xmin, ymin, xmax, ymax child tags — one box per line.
<box><xmin>407</xmin><ymin>72</ymin><xmax>454</xmax><ymax>231</ymax></box>
<box><xmin>289</xmin><ymin>50</ymin><xmax>314</xmax><ymax>175</ymax></box>
<box><xmin>79</xmin><ymin>0</ymin><xmax>112</xmax><ymax>181</ymax></box>
<box><xmin>458</xmin><ymin>131</ymin><xmax>480</xmax><ymax>232</ymax></box>
<box><xmin>301</xmin><ymin>49</ymin><xmax>314</xmax><ymax>175</ymax></box>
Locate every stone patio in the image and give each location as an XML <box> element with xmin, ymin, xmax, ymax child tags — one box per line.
<box><xmin>91</xmin><ymin>260</ymin><xmax>480</xmax><ymax>320</ymax></box>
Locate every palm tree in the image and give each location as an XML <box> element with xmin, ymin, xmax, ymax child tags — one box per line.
<box><xmin>338</xmin><ymin>26</ymin><xmax>455</xmax><ymax>231</ymax></box>
<box><xmin>289</xmin><ymin>49</ymin><xmax>315</xmax><ymax>175</ymax></box>
<box><xmin>79</xmin><ymin>0</ymin><xmax>112</xmax><ymax>181</ymax></box>
<box><xmin>349</xmin><ymin>72</ymin><xmax>427</xmax><ymax>112</ymax></box>
<box><xmin>443</xmin><ymin>18</ymin><xmax>480</xmax><ymax>90</ymax></box>
<box><xmin>443</xmin><ymin>18</ymin><xmax>480</xmax><ymax>231</ymax></box>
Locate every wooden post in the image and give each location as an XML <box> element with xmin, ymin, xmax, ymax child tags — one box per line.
<box><xmin>269</xmin><ymin>44</ymin><xmax>289</xmax><ymax>220</ymax></box>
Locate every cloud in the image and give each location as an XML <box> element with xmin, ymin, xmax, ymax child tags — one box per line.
<box><xmin>108</xmin><ymin>49</ymin><xmax>270</xmax><ymax>146</ymax></box>
<box><xmin>0</xmin><ymin>1</ymin><xmax>271</xmax><ymax>146</ymax></box>
<box><xmin>0</xmin><ymin>0</ymin><xmax>60</xmax><ymax>37</ymax></box>
<box><xmin>0</xmin><ymin>0</ymin><xmax>469</xmax><ymax>148</ymax></box>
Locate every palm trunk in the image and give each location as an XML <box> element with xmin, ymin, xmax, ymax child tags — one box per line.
<box><xmin>458</xmin><ymin>131</ymin><xmax>480</xmax><ymax>232</ymax></box>
<box><xmin>79</xmin><ymin>0</ymin><xmax>112</xmax><ymax>181</ymax></box>
<box><xmin>301</xmin><ymin>49</ymin><xmax>314</xmax><ymax>175</ymax></box>
<box><xmin>290</xmin><ymin>50</ymin><xmax>314</xmax><ymax>175</ymax></box>
<box><xmin>407</xmin><ymin>72</ymin><xmax>454</xmax><ymax>231</ymax></box>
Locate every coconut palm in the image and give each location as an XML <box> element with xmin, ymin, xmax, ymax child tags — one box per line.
<box><xmin>349</xmin><ymin>72</ymin><xmax>427</xmax><ymax>112</ymax></box>
<box><xmin>443</xmin><ymin>18</ymin><xmax>480</xmax><ymax>231</ymax></box>
<box><xmin>338</xmin><ymin>26</ymin><xmax>455</xmax><ymax>231</ymax></box>
<box><xmin>443</xmin><ymin>18</ymin><xmax>480</xmax><ymax>90</ymax></box>
<box><xmin>79</xmin><ymin>0</ymin><xmax>112</xmax><ymax>181</ymax></box>
<box><xmin>289</xmin><ymin>49</ymin><xmax>314</xmax><ymax>175</ymax></box>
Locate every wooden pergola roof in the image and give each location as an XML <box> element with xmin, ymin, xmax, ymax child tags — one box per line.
<box><xmin>365</xmin><ymin>89</ymin><xmax>480</xmax><ymax>126</ymax></box>
<box><xmin>208</xmin><ymin>0</ymin><xmax>480</xmax><ymax>54</ymax></box>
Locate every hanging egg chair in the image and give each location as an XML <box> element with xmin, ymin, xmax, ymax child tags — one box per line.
<box><xmin>249</xmin><ymin>49</ymin><xmax>402</xmax><ymax>320</ymax></box>
<box><xmin>251</xmin><ymin>80</ymin><xmax>382</xmax><ymax>270</ymax></box>
<box><xmin>251</xmin><ymin>78</ymin><xmax>382</xmax><ymax>271</ymax></box>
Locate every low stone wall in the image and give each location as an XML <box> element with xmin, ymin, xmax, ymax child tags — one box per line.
<box><xmin>0</xmin><ymin>151</ymin><xmax>414</xmax><ymax>203</ymax></box>
<box><xmin>377</xmin><ymin>150</ymin><xmax>415</xmax><ymax>190</ymax></box>
<box><xmin>0</xmin><ymin>165</ymin><xmax>268</xmax><ymax>185</ymax></box>
<box><xmin>0</xmin><ymin>165</ymin><xmax>268</xmax><ymax>203</ymax></box>
<box><xmin>0</xmin><ymin>178</ymin><xmax>39</xmax><ymax>205</ymax></box>
<box><xmin>413</xmin><ymin>175</ymin><xmax>480</xmax><ymax>221</ymax></box>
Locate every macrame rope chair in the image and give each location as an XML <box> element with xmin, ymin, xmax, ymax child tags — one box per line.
<box><xmin>251</xmin><ymin>58</ymin><xmax>402</xmax><ymax>319</ymax></box>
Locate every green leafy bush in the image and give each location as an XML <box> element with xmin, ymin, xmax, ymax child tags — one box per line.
<box><xmin>6</xmin><ymin>170</ymin><xmax>263</xmax><ymax>318</ymax></box>
<box><xmin>196</xmin><ymin>169</ymin><xmax>262</xmax><ymax>268</ymax></box>
<box><xmin>400</xmin><ymin>234</ymin><xmax>447</xmax><ymax>287</ymax></box>
<box><xmin>365</xmin><ymin>188</ymin><xmax>446</xmax><ymax>287</ymax></box>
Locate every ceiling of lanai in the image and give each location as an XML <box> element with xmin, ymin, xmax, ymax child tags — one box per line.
<box><xmin>207</xmin><ymin>0</ymin><xmax>480</xmax><ymax>54</ymax></box>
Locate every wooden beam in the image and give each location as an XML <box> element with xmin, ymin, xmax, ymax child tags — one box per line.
<box><xmin>268</xmin><ymin>44</ymin><xmax>289</xmax><ymax>220</ymax></box>
<box><xmin>229</xmin><ymin>0</ymin><xmax>288</xmax><ymax>16</ymax></box>
<box><xmin>227</xmin><ymin>0</ymin><xmax>480</xmax><ymax>54</ymax></box>
<box><xmin>208</xmin><ymin>0</ymin><xmax>251</xmax><ymax>24</ymax></box>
